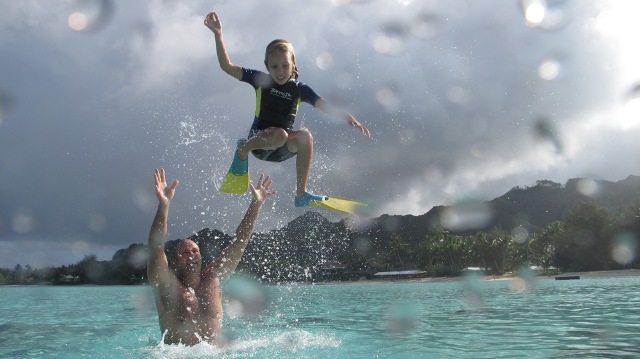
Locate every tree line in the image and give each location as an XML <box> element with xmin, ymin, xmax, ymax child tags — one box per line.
<box><xmin>351</xmin><ymin>200</ymin><xmax>640</xmax><ymax>277</ymax></box>
<box><xmin>1</xmin><ymin>200</ymin><xmax>638</xmax><ymax>285</ymax></box>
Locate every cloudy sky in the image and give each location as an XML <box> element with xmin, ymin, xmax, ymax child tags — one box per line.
<box><xmin>1</xmin><ymin>0</ymin><xmax>639</xmax><ymax>268</ymax></box>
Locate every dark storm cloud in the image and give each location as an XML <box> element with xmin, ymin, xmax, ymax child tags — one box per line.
<box><xmin>0</xmin><ymin>0</ymin><xmax>638</xmax><ymax>268</ymax></box>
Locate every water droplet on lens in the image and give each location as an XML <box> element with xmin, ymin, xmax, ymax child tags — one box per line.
<box><xmin>537</xmin><ymin>57</ymin><xmax>562</xmax><ymax>80</ymax></box>
<box><xmin>68</xmin><ymin>12</ymin><xmax>89</xmax><ymax>31</ymax></box>
<box><xmin>618</xmin><ymin>84</ymin><xmax>640</xmax><ymax>129</ymax></box>
<box><xmin>440</xmin><ymin>200</ymin><xmax>494</xmax><ymax>231</ymax></box>
<box><xmin>372</xmin><ymin>22</ymin><xmax>407</xmax><ymax>56</ymax></box>
<box><xmin>447</xmin><ymin>85</ymin><xmax>470</xmax><ymax>105</ymax></box>
<box><xmin>224</xmin><ymin>275</ymin><xmax>270</xmax><ymax>317</ymax></box>
<box><xmin>316</xmin><ymin>52</ymin><xmax>334</xmax><ymax>70</ymax></box>
<box><xmin>612</xmin><ymin>232</ymin><xmax>637</xmax><ymax>265</ymax></box>
<box><xmin>511</xmin><ymin>226</ymin><xmax>529</xmax><ymax>244</ymax></box>
<box><xmin>354</xmin><ymin>236</ymin><xmax>372</xmax><ymax>256</ymax></box>
<box><xmin>386</xmin><ymin>302</ymin><xmax>418</xmax><ymax>334</ymax></box>
<box><xmin>376</xmin><ymin>85</ymin><xmax>400</xmax><ymax>112</ymax></box>
<box><xmin>0</xmin><ymin>91</ymin><xmax>13</xmax><ymax>125</ymax></box>
<box><xmin>520</xmin><ymin>0</ymin><xmax>571</xmax><ymax>30</ymax></box>
<box><xmin>533</xmin><ymin>117</ymin><xmax>563</xmax><ymax>153</ymax></box>
<box><xmin>68</xmin><ymin>0</ymin><xmax>115</xmax><ymax>33</ymax></box>
<box><xmin>12</xmin><ymin>210</ymin><xmax>37</xmax><ymax>234</ymax></box>
<box><xmin>576</xmin><ymin>178</ymin><xmax>599</xmax><ymax>197</ymax></box>
<box><xmin>411</xmin><ymin>11</ymin><xmax>441</xmax><ymax>39</ymax></box>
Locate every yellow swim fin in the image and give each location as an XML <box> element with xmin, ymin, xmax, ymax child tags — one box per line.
<box><xmin>219</xmin><ymin>172</ymin><xmax>249</xmax><ymax>194</ymax></box>
<box><xmin>219</xmin><ymin>140</ymin><xmax>249</xmax><ymax>194</ymax></box>
<box><xmin>310</xmin><ymin>196</ymin><xmax>367</xmax><ymax>214</ymax></box>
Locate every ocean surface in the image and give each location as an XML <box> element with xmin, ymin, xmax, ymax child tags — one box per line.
<box><xmin>1</xmin><ymin>275</ymin><xmax>639</xmax><ymax>359</ymax></box>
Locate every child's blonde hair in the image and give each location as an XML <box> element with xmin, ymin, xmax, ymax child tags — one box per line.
<box><xmin>264</xmin><ymin>39</ymin><xmax>299</xmax><ymax>80</ymax></box>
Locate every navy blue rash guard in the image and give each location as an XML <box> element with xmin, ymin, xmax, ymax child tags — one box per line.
<box><xmin>239</xmin><ymin>68</ymin><xmax>321</xmax><ymax>162</ymax></box>
<box><xmin>240</xmin><ymin>68</ymin><xmax>321</xmax><ymax>132</ymax></box>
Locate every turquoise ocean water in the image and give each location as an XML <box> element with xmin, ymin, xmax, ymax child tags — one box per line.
<box><xmin>0</xmin><ymin>276</ymin><xmax>639</xmax><ymax>358</ymax></box>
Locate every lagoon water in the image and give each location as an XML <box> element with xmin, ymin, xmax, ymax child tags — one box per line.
<box><xmin>1</xmin><ymin>276</ymin><xmax>639</xmax><ymax>359</ymax></box>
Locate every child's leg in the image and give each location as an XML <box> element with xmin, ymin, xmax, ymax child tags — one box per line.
<box><xmin>238</xmin><ymin>127</ymin><xmax>288</xmax><ymax>160</ymax></box>
<box><xmin>288</xmin><ymin>128</ymin><xmax>313</xmax><ymax>196</ymax></box>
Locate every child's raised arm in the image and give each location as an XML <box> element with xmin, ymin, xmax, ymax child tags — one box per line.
<box><xmin>204</xmin><ymin>12</ymin><xmax>242</xmax><ymax>80</ymax></box>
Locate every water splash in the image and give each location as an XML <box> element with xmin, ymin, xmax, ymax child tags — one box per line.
<box><xmin>178</xmin><ymin>116</ymin><xmax>224</xmax><ymax>146</ymax></box>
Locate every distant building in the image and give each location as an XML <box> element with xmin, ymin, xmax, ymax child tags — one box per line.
<box><xmin>462</xmin><ymin>267</ymin><xmax>489</xmax><ymax>274</ymax></box>
<box><xmin>321</xmin><ymin>261</ymin><xmax>347</xmax><ymax>280</ymax></box>
<box><xmin>58</xmin><ymin>275</ymin><xmax>79</xmax><ymax>284</ymax></box>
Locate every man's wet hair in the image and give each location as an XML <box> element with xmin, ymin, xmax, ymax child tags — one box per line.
<box><xmin>163</xmin><ymin>230</ymin><xmax>233</xmax><ymax>272</ymax></box>
<box><xmin>163</xmin><ymin>238</ymin><xmax>187</xmax><ymax>271</ymax></box>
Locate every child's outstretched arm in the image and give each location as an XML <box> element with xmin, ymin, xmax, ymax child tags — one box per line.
<box><xmin>315</xmin><ymin>98</ymin><xmax>371</xmax><ymax>137</ymax></box>
<box><xmin>204</xmin><ymin>11</ymin><xmax>242</xmax><ymax>80</ymax></box>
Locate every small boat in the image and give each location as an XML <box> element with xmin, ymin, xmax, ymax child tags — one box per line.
<box><xmin>555</xmin><ymin>275</ymin><xmax>580</xmax><ymax>280</ymax></box>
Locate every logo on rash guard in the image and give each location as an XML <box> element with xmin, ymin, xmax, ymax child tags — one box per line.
<box><xmin>269</xmin><ymin>88</ymin><xmax>292</xmax><ymax>100</ymax></box>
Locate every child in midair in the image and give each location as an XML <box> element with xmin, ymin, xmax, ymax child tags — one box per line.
<box><xmin>205</xmin><ymin>11</ymin><xmax>370</xmax><ymax>207</ymax></box>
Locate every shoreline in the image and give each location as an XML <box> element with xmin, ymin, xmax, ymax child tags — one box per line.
<box><xmin>3</xmin><ymin>269</ymin><xmax>639</xmax><ymax>287</ymax></box>
<box><xmin>313</xmin><ymin>268</ymin><xmax>640</xmax><ymax>286</ymax></box>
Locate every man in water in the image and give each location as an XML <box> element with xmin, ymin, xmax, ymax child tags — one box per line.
<box><xmin>147</xmin><ymin>168</ymin><xmax>275</xmax><ymax>346</ymax></box>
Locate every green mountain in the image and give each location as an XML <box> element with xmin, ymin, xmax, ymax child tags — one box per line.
<box><xmin>360</xmin><ymin>175</ymin><xmax>640</xmax><ymax>248</ymax></box>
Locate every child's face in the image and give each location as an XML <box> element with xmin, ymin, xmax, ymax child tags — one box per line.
<box><xmin>266</xmin><ymin>50</ymin><xmax>294</xmax><ymax>85</ymax></box>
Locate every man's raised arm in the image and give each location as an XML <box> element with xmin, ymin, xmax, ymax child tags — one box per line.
<box><xmin>147</xmin><ymin>168</ymin><xmax>179</xmax><ymax>283</ymax></box>
<box><xmin>209</xmin><ymin>174</ymin><xmax>275</xmax><ymax>283</ymax></box>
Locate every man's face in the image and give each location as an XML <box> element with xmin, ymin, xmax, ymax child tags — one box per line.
<box><xmin>173</xmin><ymin>240</ymin><xmax>202</xmax><ymax>274</ymax></box>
